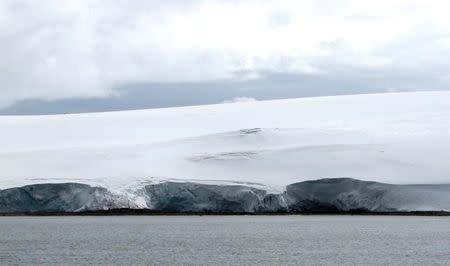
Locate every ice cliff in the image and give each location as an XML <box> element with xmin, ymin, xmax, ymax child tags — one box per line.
<box><xmin>2</xmin><ymin>178</ymin><xmax>450</xmax><ymax>214</ymax></box>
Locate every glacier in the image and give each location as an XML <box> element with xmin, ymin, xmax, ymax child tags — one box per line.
<box><xmin>2</xmin><ymin>179</ymin><xmax>450</xmax><ymax>213</ymax></box>
<box><xmin>1</xmin><ymin>91</ymin><xmax>450</xmax><ymax>213</ymax></box>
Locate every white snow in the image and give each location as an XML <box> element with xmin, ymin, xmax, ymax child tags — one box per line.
<box><xmin>1</xmin><ymin>91</ymin><xmax>450</xmax><ymax>192</ymax></box>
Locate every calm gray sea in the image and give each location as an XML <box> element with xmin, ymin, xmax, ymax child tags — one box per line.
<box><xmin>1</xmin><ymin>215</ymin><xmax>450</xmax><ymax>265</ymax></box>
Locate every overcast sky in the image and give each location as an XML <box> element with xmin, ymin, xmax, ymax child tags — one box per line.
<box><xmin>1</xmin><ymin>0</ymin><xmax>450</xmax><ymax>115</ymax></box>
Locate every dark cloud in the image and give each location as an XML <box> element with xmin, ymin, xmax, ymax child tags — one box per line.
<box><xmin>1</xmin><ymin>67</ymin><xmax>445</xmax><ymax>115</ymax></box>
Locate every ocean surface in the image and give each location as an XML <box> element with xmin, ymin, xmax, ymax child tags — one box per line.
<box><xmin>1</xmin><ymin>215</ymin><xmax>450</xmax><ymax>265</ymax></box>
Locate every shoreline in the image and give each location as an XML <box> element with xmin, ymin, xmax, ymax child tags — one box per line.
<box><xmin>2</xmin><ymin>208</ymin><xmax>450</xmax><ymax>216</ymax></box>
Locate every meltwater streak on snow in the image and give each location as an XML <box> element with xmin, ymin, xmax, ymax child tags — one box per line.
<box><xmin>1</xmin><ymin>91</ymin><xmax>450</xmax><ymax>191</ymax></box>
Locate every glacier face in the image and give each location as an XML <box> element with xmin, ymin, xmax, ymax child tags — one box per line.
<box><xmin>0</xmin><ymin>183</ymin><xmax>140</xmax><ymax>213</ymax></box>
<box><xmin>2</xmin><ymin>178</ymin><xmax>450</xmax><ymax>214</ymax></box>
<box><xmin>144</xmin><ymin>182</ymin><xmax>287</xmax><ymax>213</ymax></box>
<box><xmin>285</xmin><ymin>178</ymin><xmax>450</xmax><ymax>212</ymax></box>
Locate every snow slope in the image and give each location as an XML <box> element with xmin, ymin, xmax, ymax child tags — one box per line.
<box><xmin>1</xmin><ymin>91</ymin><xmax>450</xmax><ymax>193</ymax></box>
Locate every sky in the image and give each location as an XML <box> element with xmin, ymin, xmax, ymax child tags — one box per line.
<box><xmin>1</xmin><ymin>0</ymin><xmax>450</xmax><ymax>115</ymax></box>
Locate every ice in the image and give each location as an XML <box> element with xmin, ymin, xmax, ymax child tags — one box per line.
<box><xmin>0</xmin><ymin>91</ymin><xmax>450</xmax><ymax>202</ymax></box>
<box><xmin>2</xmin><ymin>179</ymin><xmax>450</xmax><ymax>213</ymax></box>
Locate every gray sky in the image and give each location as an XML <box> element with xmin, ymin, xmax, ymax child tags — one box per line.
<box><xmin>1</xmin><ymin>0</ymin><xmax>450</xmax><ymax>115</ymax></box>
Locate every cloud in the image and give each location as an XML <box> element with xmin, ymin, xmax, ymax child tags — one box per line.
<box><xmin>1</xmin><ymin>0</ymin><xmax>450</xmax><ymax>108</ymax></box>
